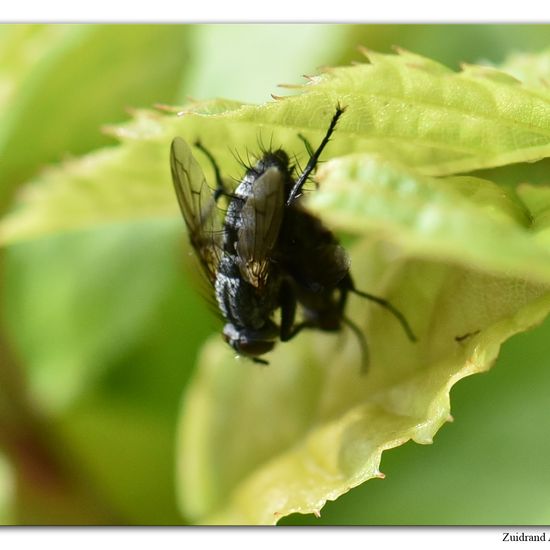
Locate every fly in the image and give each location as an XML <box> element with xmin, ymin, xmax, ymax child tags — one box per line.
<box><xmin>170</xmin><ymin>106</ymin><xmax>417</xmax><ymax>368</ymax></box>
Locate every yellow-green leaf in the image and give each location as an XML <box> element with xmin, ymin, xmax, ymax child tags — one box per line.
<box><xmin>177</xmin><ymin>247</ymin><xmax>550</xmax><ymax>524</ymax></box>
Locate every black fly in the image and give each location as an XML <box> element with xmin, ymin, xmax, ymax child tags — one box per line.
<box><xmin>170</xmin><ymin>106</ymin><xmax>417</xmax><ymax>368</ymax></box>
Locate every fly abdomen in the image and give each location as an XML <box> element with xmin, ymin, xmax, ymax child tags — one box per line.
<box><xmin>215</xmin><ymin>255</ymin><xmax>281</xmax><ymax>331</ymax></box>
<box><xmin>222</xmin><ymin>172</ymin><xmax>255</xmax><ymax>251</ymax></box>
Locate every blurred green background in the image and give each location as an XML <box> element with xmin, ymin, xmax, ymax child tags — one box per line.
<box><xmin>1</xmin><ymin>23</ymin><xmax>550</xmax><ymax>525</ymax></box>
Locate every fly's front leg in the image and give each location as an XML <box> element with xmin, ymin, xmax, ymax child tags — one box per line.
<box><xmin>279</xmin><ymin>280</ymin><xmax>315</xmax><ymax>342</ymax></box>
<box><xmin>287</xmin><ymin>105</ymin><xmax>346</xmax><ymax>205</ymax></box>
<box><xmin>194</xmin><ymin>141</ymin><xmax>229</xmax><ymax>202</ymax></box>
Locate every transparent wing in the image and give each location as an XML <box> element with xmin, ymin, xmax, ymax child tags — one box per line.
<box><xmin>170</xmin><ymin>137</ymin><xmax>223</xmax><ymax>285</ymax></box>
<box><xmin>236</xmin><ymin>167</ymin><xmax>285</xmax><ymax>289</ymax></box>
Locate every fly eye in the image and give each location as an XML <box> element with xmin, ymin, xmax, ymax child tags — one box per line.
<box><xmin>222</xmin><ymin>324</ymin><xmax>276</xmax><ymax>358</ymax></box>
<box><xmin>237</xmin><ymin>340</ymin><xmax>275</xmax><ymax>357</ymax></box>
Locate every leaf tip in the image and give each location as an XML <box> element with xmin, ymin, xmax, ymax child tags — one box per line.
<box><xmin>153</xmin><ymin>103</ymin><xmax>182</xmax><ymax>113</ymax></box>
<box><xmin>175</xmin><ymin>96</ymin><xmax>202</xmax><ymax>116</ymax></box>
<box><xmin>357</xmin><ymin>44</ymin><xmax>373</xmax><ymax>63</ymax></box>
<box><xmin>459</xmin><ymin>62</ymin><xmax>523</xmax><ymax>85</ymax></box>
<box><xmin>277</xmin><ymin>82</ymin><xmax>303</xmax><ymax>90</ymax></box>
<box><xmin>101</xmin><ymin>123</ymin><xmax>133</xmax><ymax>140</ymax></box>
<box><xmin>123</xmin><ymin>105</ymin><xmax>139</xmax><ymax>117</ymax></box>
<box><xmin>391</xmin><ymin>44</ymin><xmax>409</xmax><ymax>55</ymax></box>
<box><xmin>318</xmin><ymin>64</ymin><xmax>336</xmax><ymax>74</ymax></box>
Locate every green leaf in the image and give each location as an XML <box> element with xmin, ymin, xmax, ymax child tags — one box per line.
<box><xmin>222</xmin><ymin>48</ymin><xmax>550</xmax><ymax>175</ymax></box>
<box><xmin>2</xmin><ymin>220</ymin><xmax>184</xmax><ymax>413</ymax></box>
<box><xmin>514</xmin><ymin>183</ymin><xmax>550</xmax><ymax>274</ymax></box>
<box><xmin>0</xmin><ymin>141</ymin><xmax>181</xmax><ymax>244</ymax></box>
<box><xmin>461</xmin><ymin>49</ymin><xmax>550</xmax><ymax>189</ymax></box>
<box><xmin>0</xmin><ymin>24</ymin><xmax>193</xmax><ymax>210</ymax></box>
<box><xmin>5</xmin><ymin>49</ymin><xmax>550</xmax><ymax>245</ymax></box>
<box><xmin>178</xmin><ymin>248</ymin><xmax>550</xmax><ymax>524</ymax></box>
<box><xmin>497</xmin><ymin>48</ymin><xmax>550</xmax><ymax>91</ymax></box>
<box><xmin>176</xmin><ymin>150</ymin><xmax>550</xmax><ymax>524</ymax></box>
<box><xmin>281</xmin><ymin>315</ymin><xmax>550</xmax><ymax>525</ymax></box>
<box><xmin>309</xmin><ymin>155</ymin><xmax>550</xmax><ymax>284</ymax></box>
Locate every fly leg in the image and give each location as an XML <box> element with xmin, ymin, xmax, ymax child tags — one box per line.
<box><xmin>344</xmin><ymin>275</ymin><xmax>417</xmax><ymax>343</ymax></box>
<box><xmin>194</xmin><ymin>141</ymin><xmax>231</xmax><ymax>202</ymax></box>
<box><xmin>279</xmin><ymin>280</ymin><xmax>315</xmax><ymax>342</ymax></box>
<box><xmin>296</xmin><ymin>134</ymin><xmax>319</xmax><ymax>191</ymax></box>
<box><xmin>342</xmin><ymin>315</ymin><xmax>369</xmax><ymax>373</ymax></box>
<box><xmin>287</xmin><ymin>105</ymin><xmax>346</xmax><ymax>205</ymax></box>
<box><xmin>333</xmin><ymin>276</ymin><xmax>369</xmax><ymax>371</ymax></box>
<box><xmin>279</xmin><ymin>280</ymin><xmax>300</xmax><ymax>342</ymax></box>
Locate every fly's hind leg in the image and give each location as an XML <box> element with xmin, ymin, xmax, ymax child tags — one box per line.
<box><xmin>335</xmin><ymin>276</ymin><xmax>369</xmax><ymax>372</ymax></box>
<box><xmin>342</xmin><ymin>315</ymin><xmax>370</xmax><ymax>373</ymax></box>
<box><xmin>345</xmin><ymin>276</ymin><xmax>417</xmax><ymax>343</ymax></box>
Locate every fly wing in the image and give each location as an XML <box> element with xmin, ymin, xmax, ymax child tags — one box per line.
<box><xmin>170</xmin><ymin>137</ymin><xmax>223</xmax><ymax>285</ymax></box>
<box><xmin>236</xmin><ymin>166</ymin><xmax>285</xmax><ymax>289</ymax></box>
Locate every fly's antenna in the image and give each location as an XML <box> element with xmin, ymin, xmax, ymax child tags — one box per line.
<box><xmin>194</xmin><ymin>140</ymin><xmax>227</xmax><ymax>201</ymax></box>
<box><xmin>342</xmin><ymin>315</ymin><xmax>369</xmax><ymax>373</ymax></box>
<box><xmin>287</xmin><ymin>104</ymin><xmax>346</xmax><ymax>205</ymax></box>
<box><xmin>352</xmin><ymin>289</ymin><xmax>417</xmax><ymax>343</ymax></box>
